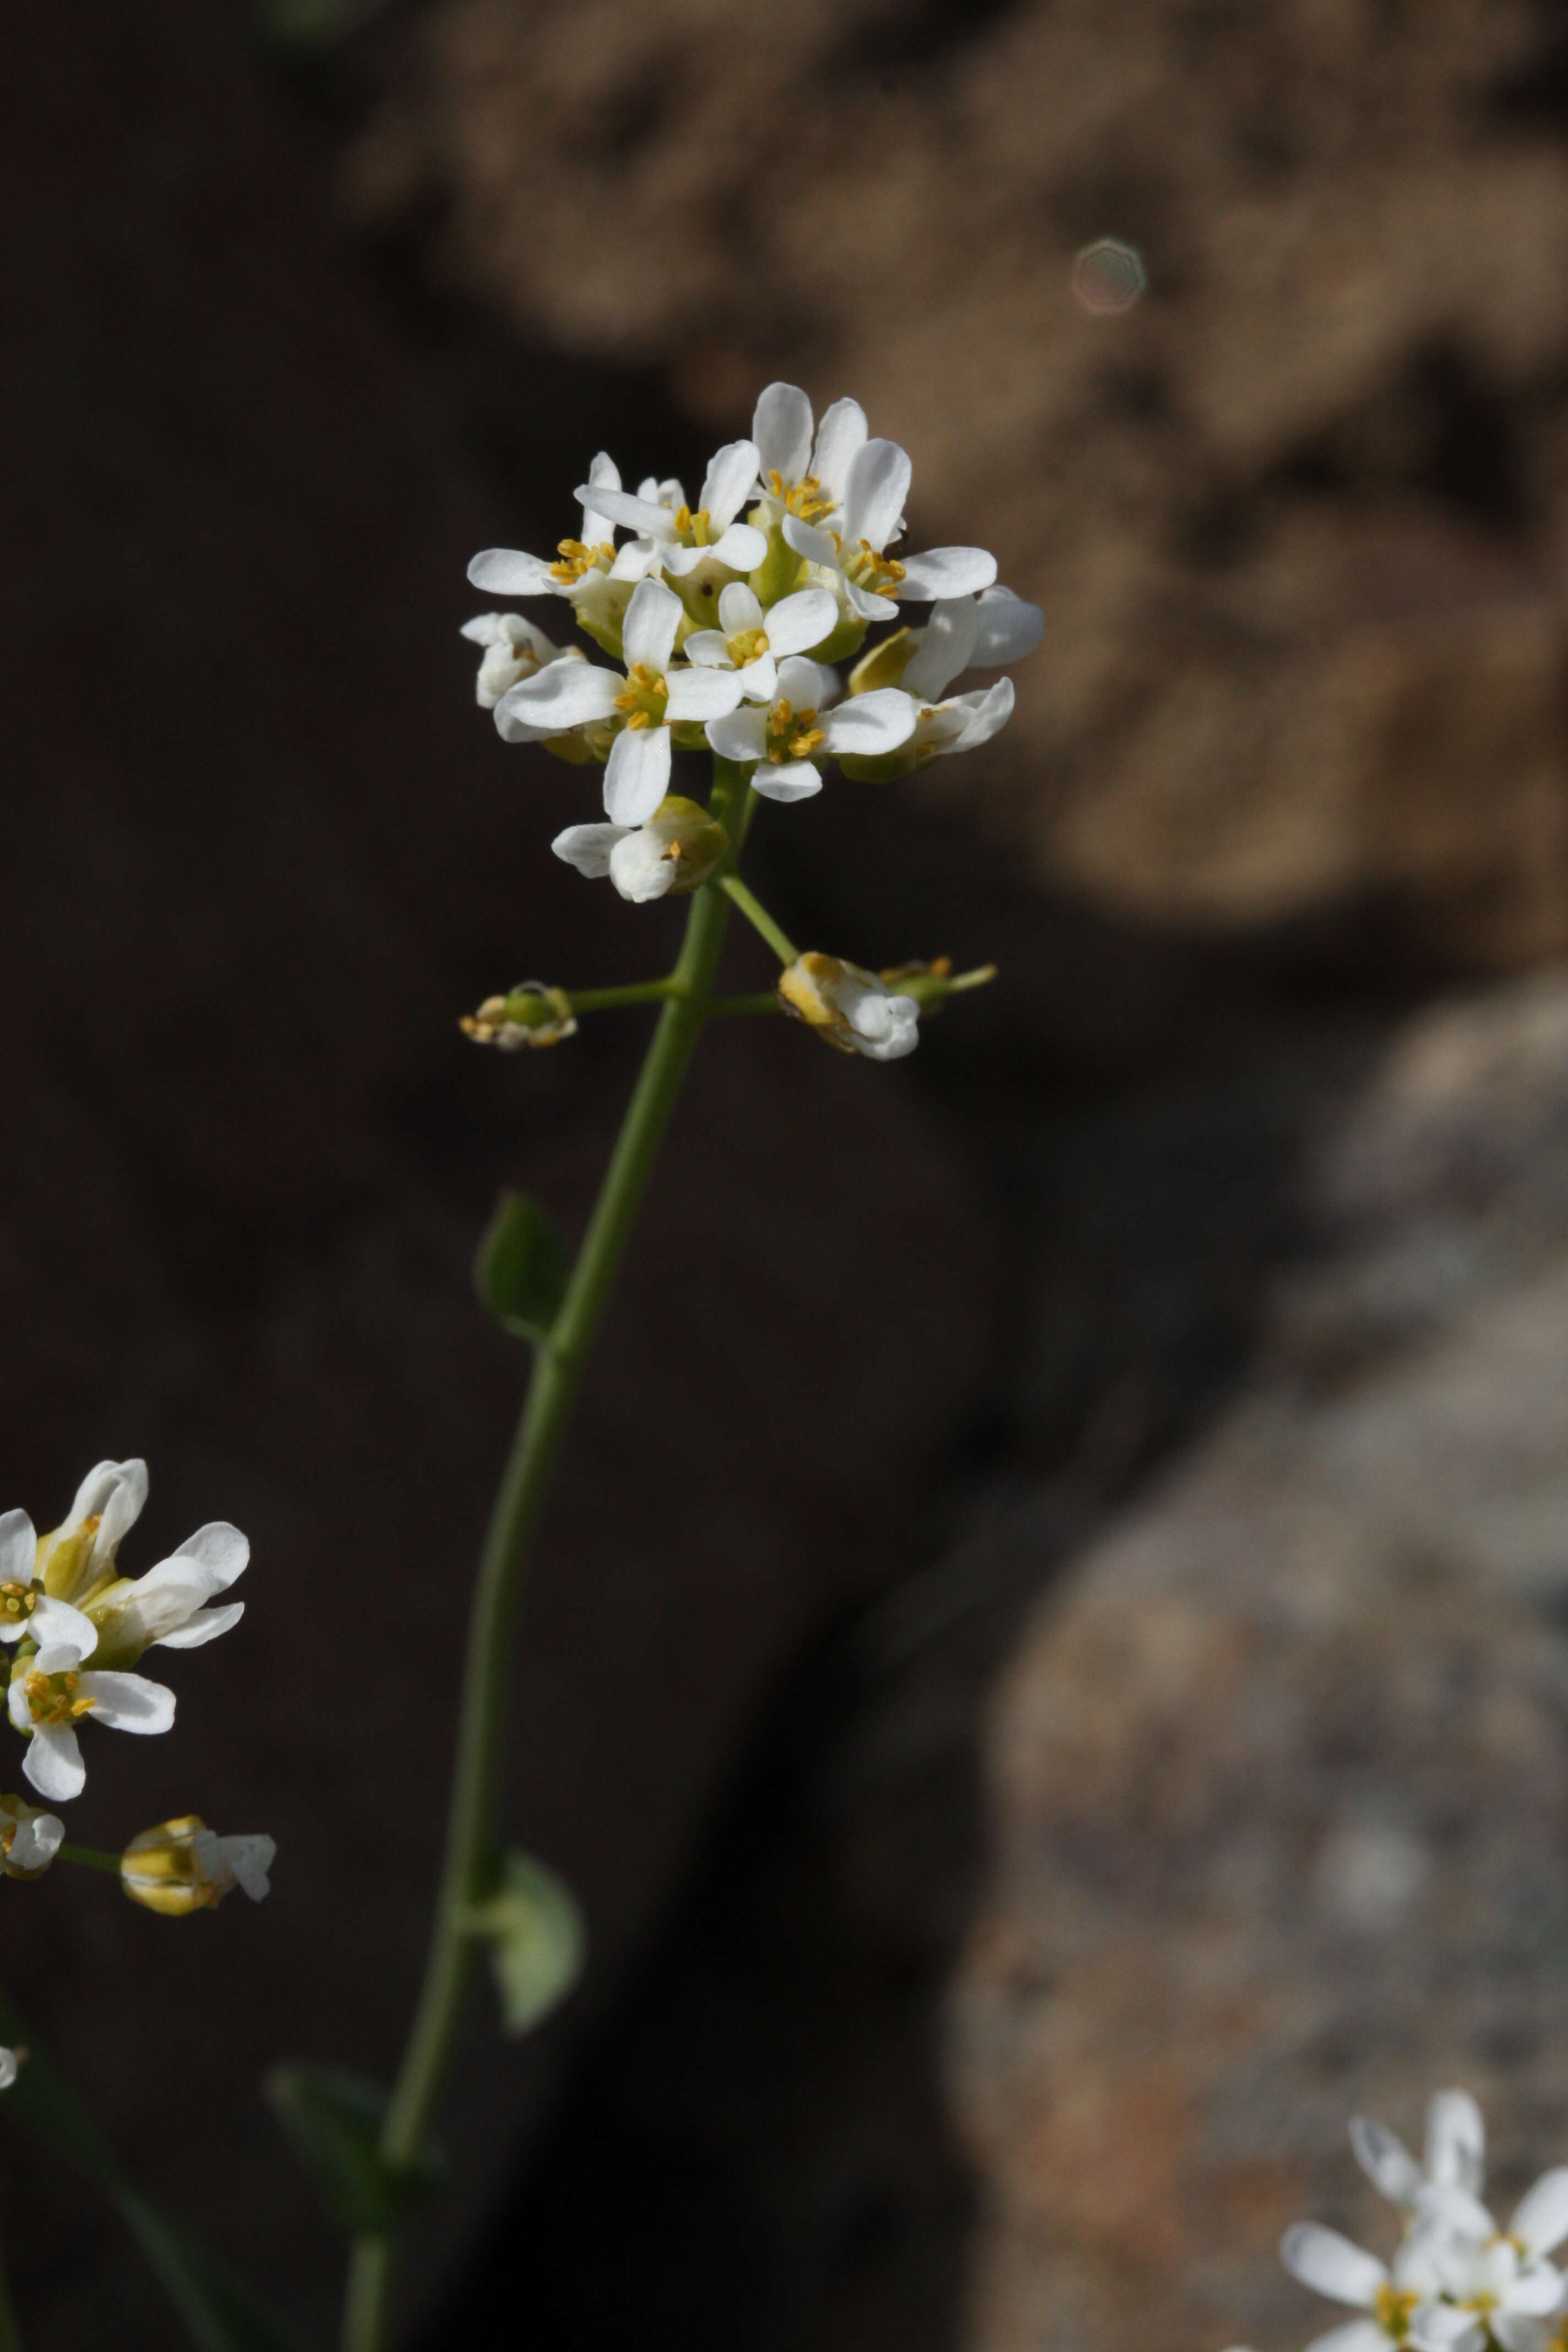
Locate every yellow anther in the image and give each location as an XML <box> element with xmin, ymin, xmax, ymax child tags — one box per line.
<box><xmin>764</xmin><ymin>696</ymin><xmax>821</xmax><ymax>765</ymax></box>
<box><xmin>833</xmin><ymin>533</ymin><xmax>907</xmax><ymax>597</ymax></box>
<box><xmin>549</xmin><ymin>538</ymin><xmax>616</xmax><ymax>585</ymax></box>
<box><xmin>766</xmin><ymin>469</ymin><xmax>834</xmax><ymax>524</ymax></box>
<box><xmin>671</xmin><ymin>505</ymin><xmax>714</xmax><ymax>547</ymax></box>
<box><xmin>725</xmin><ymin>627</ymin><xmax>769</xmax><ymax>667</ymax></box>
<box><xmin>1374</xmin><ymin>2285</ymin><xmax>1419</xmax><ymax>2338</ymax></box>
<box><xmin>23</xmin><ymin>1669</ymin><xmax>95</xmax><ymax>1728</ymax></box>
<box><xmin>613</xmin><ymin>663</ymin><xmax>670</xmax><ymax>732</ymax></box>
<box><xmin>0</xmin><ymin>1586</ymin><xmax>34</xmax><ymax>1624</ymax></box>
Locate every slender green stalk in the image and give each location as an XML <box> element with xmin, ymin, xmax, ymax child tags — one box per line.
<box><xmin>561</xmin><ymin>979</ymin><xmax>678</xmax><ymax>1013</ymax></box>
<box><xmin>707</xmin><ymin>992</ymin><xmax>781</xmax><ymax>1019</ymax></box>
<box><xmin>720</xmin><ymin>876</ymin><xmax>797</xmax><ymax>965</ymax></box>
<box><xmin>56</xmin><ymin>1844</ymin><xmax>121</xmax><ymax>1877</ymax></box>
<box><xmin>341</xmin><ymin>760</ymin><xmax>749</xmax><ymax>2352</ymax></box>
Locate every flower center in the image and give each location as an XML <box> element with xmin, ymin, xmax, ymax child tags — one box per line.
<box><xmin>767</xmin><ymin>470</ymin><xmax>835</xmax><ymax>525</ymax></box>
<box><xmin>549</xmin><ymin>537</ymin><xmax>615</xmax><ymax>585</ymax></box>
<box><xmin>672</xmin><ymin>504</ymin><xmax>715</xmax><ymax>547</ymax></box>
<box><xmin>834</xmin><ymin>535</ymin><xmax>907</xmax><ymax>597</ymax></box>
<box><xmin>725</xmin><ymin>627</ymin><xmax>769</xmax><ymax>667</ymax></box>
<box><xmin>613</xmin><ymin>663</ymin><xmax>670</xmax><ymax>732</ymax></box>
<box><xmin>764</xmin><ymin>698</ymin><xmax>825</xmax><ymax>764</ymax></box>
<box><xmin>0</xmin><ymin>1585</ymin><xmax>35</xmax><ymax>1626</ymax></box>
<box><xmin>21</xmin><ymin>1668</ymin><xmax>95</xmax><ymax>1729</ymax></box>
<box><xmin>1374</xmin><ymin>2286</ymin><xmax>1419</xmax><ymax>2339</ymax></box>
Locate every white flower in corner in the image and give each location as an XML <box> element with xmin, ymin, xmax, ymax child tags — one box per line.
<box><xmin>705</xmin><ymin>656</ymin><xmax>915</xmax><ymax>802</ymax></box>
<box><xmin>500</xmin><ymin>579</ymin><xmax>744</xmax><ymax>825</ymax></box>
<box><xmin>459</xmin><ymin>612</ymin><xmax>586</xmax><ymax>736</ymax></box>
<box><xmin>683</xmin><ymin>582</ymin><xmax>837</xmax><ymax>703</ymax></box>
<box><xmin>781</xmin><ymin>435</ymin><xmax>996</xmax><ymax>618</ymax></box>
<box><xmin>0</xmin><ymin>1509</ymin><xmax>99</xmax><ymax>1658</ymax></box>
<box><xmin>578</xmin><ymin>439</ymin><xmax>767</xmax><ymax>580</ymax></box>
<box><xmin>553</xmin><ymin>795</ymin><xmax>729</xmax><ymax>905</ymax></box>
<box><xmin>465</xmin><ymin>450</ymin><xmax>627</xmax><ymax>605</ymax></box>
<box><xmin>1352</xmin><ymin>2089</ymin><xmax>1487</xmax><ymax>2218</ymax></box>
<box><xmin>1280</xmin><ymin>2219</ymin><xmax>1485</xmax><ymax>2352</ymax></box>
<box><xmin>750</xmin><ymin>382</ymin><xmax>872</xmax><ymax>531</ymax></box>
<box><xmin>8</xmin><ymin>1642</ymin><xmax>175</xmax><ymax>1804</ymax></box>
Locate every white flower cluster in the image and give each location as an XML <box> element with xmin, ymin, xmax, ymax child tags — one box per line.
<box><xmin>463</xmin><ymin>382</ymin><xmax>1043</xmax><ymax>904</ymax></box>
<box><xmin>1234</xmin><ymin>2091</ymin><xmax>1568</xmax><ymax>2352</ymax></box>
<box><xmin>1</xmin><ymin>1460</ymin><xmax>248</xmax><ymax>1804</ymax></box>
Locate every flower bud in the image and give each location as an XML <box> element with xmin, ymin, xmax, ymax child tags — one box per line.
<box><xmin>121</xmin><ymin>1816</ymin><xmax>275</xmax><ymax>1916</ymax></box>
<box><xmin>0</xmin><ymin>1792</ymin><xmax>63</xmax><ymax>1880</ymax></box>
<box><xmin>847</xmin><ymin>627</ymin><xmax>918</xmax><ymax>696</ymax></box>
<box><xmin>777</xmin><ymin>953</ymin><xmax>921</xmax><ymax>1063</ymax></box>
<box><xmin>461</xmin><ymin>983</ymin><xmax>578</xmax><ymax>1051</ymax></box>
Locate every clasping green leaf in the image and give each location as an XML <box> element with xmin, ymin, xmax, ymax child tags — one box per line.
<box><xmin>468</xmin><ymin>1850</ymin><xmax>586</xmax><ymax>2037</ymax></box>
<box><xmin>265</xmin><ymin>2064</ymin><xmax>439</xmax><ymax>2238</ymax></box>
<box><xmin>473</xmin><ymin>1190</ymin><xmax>571</xmax><ymax>1344</ymax></box>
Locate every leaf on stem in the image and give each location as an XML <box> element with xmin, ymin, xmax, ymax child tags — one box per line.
<box><xmin>264</xmin><ymin>2064</ymin><xmax>440</xmax><ymax>2238</ymax></box>
<box><xmin>473</xmin><ymin>1190</ymin><xmax>571</xmax><ymax>1344</ymax></box>
<box><xmin>471</xmin><ymin>1851</ymin><xmax>586</xmax><ymax>2037</ymax></box>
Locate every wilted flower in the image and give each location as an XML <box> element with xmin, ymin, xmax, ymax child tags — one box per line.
<box><xmin>459</xmin><ymin>613</ymin><xmax>585</xmax><ymax>719</ymax></box>
<box><xmin>461</xmin><ymin>984</ymin><xmax>578</xmax><ymax>1049</ymax></box>
<box><xmin>0</xmin><ymin>1792</ymin><xmax>63</xmax><ymax>1879</ymax></box>
<box><xmin>121</xmin><ymin>1816</ymin><xmax>275</xmax><ymax>1916</ymax></box>
<box><xmin>777</xmin><ymin>954</ymin><xmax>921</xmax><ymax>1062</ymax></box>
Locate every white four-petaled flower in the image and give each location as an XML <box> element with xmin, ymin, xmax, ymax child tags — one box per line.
<box><xmin>8</xmin><ymin>1642</ymin><xmax>175</xmax><ymax>1804</ymax></box>
<box><xmin>684</xmin><ymin>582</ymin><xmax>837</xmax><ymax>702</ymax></box>
<box><xmin>705</xmin><ymin>656</ymin><xmax>915</xmax><ymax>802</ymax></box>
<box><xmin>576</xmin><ymin>439</ymin><xmax>767</xmax><ymax>581</ymax></box>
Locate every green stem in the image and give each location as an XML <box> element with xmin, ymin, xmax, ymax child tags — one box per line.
<box><xmin>341</xmin><ymin>761</ymin><xmax>746</xmax><ymax>2352</ymax></box>
<box><xmin>707</xmin><ymin>992</ymin><xmax>781</xmax><ymax>1019</ymax></box>
<box><xmin>720</xmin><ymin>876</ymin><xmax>797</xmax><ymax>966</ymax></box>
<box><xmin>57</xmin><ymin>1843</ymin><xmax>122</xmax><ymax>1877</ymax></box>
<box><xmin>560</xmin><ymin>980</ymin><xmax>678</xmax><ymax>1013</ymax></box>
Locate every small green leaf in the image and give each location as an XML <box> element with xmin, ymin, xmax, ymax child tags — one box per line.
<box><xmin>476</xmin><ymin>1852</ymin><xmax>586</xmax><ymax>2037</ymax></box>
<box><xmin>265</xmin><ymin>2064</ymin><xmax>438</xmax><ymax>2238</ymax></box>
<box><xmin>473</xmin><ymin>1190</ymin><xmax>571</xmax><ymax>1343</ymax></box>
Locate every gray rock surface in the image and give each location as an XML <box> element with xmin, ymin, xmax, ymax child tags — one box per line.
<box><xmin>950</xmin><ymin>972</ymin><xmax>1568</xmax><ymax>2352</ymax></box>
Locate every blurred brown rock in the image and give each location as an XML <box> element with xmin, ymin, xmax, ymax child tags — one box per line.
<box><xmin>949</xmin><ymin>971</ymin><xmax>1568</xmax><ymax>2352</ymax></box>
<box><xmin>353</xmin><ymin>0</ymin><xmax>1568</xmax><ymax>960</ymax></box>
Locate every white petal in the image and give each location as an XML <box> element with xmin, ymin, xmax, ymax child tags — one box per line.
<box><xmin>763</xmin><ymin>587</ymin><xmax>837</xmax><ymax>659</ymax></box>
<box><xmin>842</xmin><ymin>438</ymin><xmax>912</xmax><ymax>553</ymax></box>
<box><xmin>704</xmin><ymin>707</ymin><xmax>769</xmax><ymax>764</ymax></box>
<box><xmin>749</xmin><ymin>758</ymin><xmax>822</xmax><ymax>804</ymax></box>
<box><xmin>1281</xmin><ymin>2224</ymin><xmax>1386</xmax><ymax>2309</ymax></box>
<box><xmin>32</xmin><ymin>1645</ymin><xmax>84</xmax><ymax>1675</ymax></box>
<box><xmin>219</xmin><ymin>1834</ymin><xmax>275</xmax><ymax>1902</ymax></box>
<box><xmin>84</xmin><ymin>1461</ymin><xmax>149</xmax><ymax>1559</ymax></box>
<box><xmin>717</xmin><ymin>581</ymin><xmax>763</xmax><ymax>634</ymax></box>
<box><xmin>737</xmin><ymin>652</ymin><xmax>778</xmax><ymax>704</ymax></box>
<box><xmin>782</xmin><ymin>515</ymin><xmax>838</xmax><ymax>568</ymax></box>
<box><xmin>1427</xmin><ymin>2091</ymin><xmax>1486</xmax><ymax>2193</ymax></box>
<box><xmin>897</xmin><ymin>545</ymin><xmax>998</xmax><ymax>600</ymax></box>
<box><xmin>1412</xmin><ymin>2311</ymin><xmax>1485</xmax><ymax>2352</ymax></box>
<box><xmin>24</xmin><ymin>1725</ymin><xmax>83</xmax><ymax>1804</ymax></box>
<box><xmin>972</xmin><ymin>585</ymin><xmax>1045</xmax><ymax>666</ymax></box>
<box><xmin>846</xmin><ymin>581</ymin><xmax>899</xmax><ymax>621</ymax></box>
<box><xmin>603</xmin><ymin>724</ymin><xmax>672</xmax><ymax>826</ymax></box>
<box><xmin>466</xmin><ymin>549</ymin><xmax>563</xmax><ymax>597</ymax></box>
<box><xmin>709</xmin><ymin>522</ymin><xmax>767</xmax><ymax>573</ymax></box>
<box><xmin>1495</xmin><ymin>2319</ymin><xmax>1557</xmax><ymax>2352</ymax></box>
<box><xmin>7</xmin><ymin>1679</ymin><xmax>30</xmax><ymax>1735</ymax></box>
<box><xmin>621</xmin><ymin>578</ymin><xmax>682</xmax><ymax>675</ymax></box>
<box><xmin>77</xmin><ymin>1670</ymin><xmax>175</xmax><ymax>1734</ymax></box>
<box><xmin>28</xmin><ymin>1598</ymin><xmax>97</xmax><ymax>1656</ymax></box>
<box><xmin>753</xmin><ymin>383</ymin><xmax>813</xmax><ymax>485</ymax></box>
<box><xmin>608</xmin><ymin>537</ymin><xmax>664</xmax><ymax>582</ymax></box>
<box><xmin>698</xmin><ymin>439</ymin><xmax>761</xmax><ymax>530</ymax></box>
<box><xmin>1351</xmin><ymin>2116</ymin><xmax>1426</xmax><ymax>2206</ymax></box>
<box><xmin>580</xmin><ymin>449</ymin><xmax>622</xmax><ymax>542</ymax></box>
<box><xmin>776</xmin><ymin>656</ymin><xmax>841</xmax><ymax>709</ymax></box>
<box><xmin>553</xmin><ymin>823</ymin><xmax>630</xmax><ymax>879</ymax></box>
<box><xmin>682</xmin><ymin>629</ymin><xmax>732</xmax><ymax>668</ymax></box>
<box><xmin>663</xmin><ymin>667</ymin><xmax>744</xmax><ymax>723</ymax></box>
<box><xmin>823</xmin><ymin>688</ymin><xmax>917</xmax><ymax>756</ymax></box>
<box><xmin>0</xmin><ymin>2051</ymin><xmax>18</xmax><ymax>2091</ymax></box>
<box><xmin>1513</xmin><ymin>2175</ymin><xmax>1568</xmax><ymax>2261</ymax></box>
<box><xmin>608</xmin><ymin>830</ymin><xmax>678</xmax><ymax>904</ymax></box>
<box><xmin>0</xmin><ymin>1511</ymin><xmax>35</xmax><ymax>1588</ymax></box>
<box><xmin>166</xmin><ymin>1523</ymin><xmax>249</xmax><ymax>1589</ymax></box>
<box><xmin>810</xmin><ymin>397</ymin><xmax>867</xmax><ymax>499</ymax></box>
<box><xmin>903</xmin><ymin>596</ymin><xmax>984</xmax><ymax>701</ymax></box>
<box><xmin>949</xmin><ymin>676</ymin><xmax>1015</xmax><ymax>752</ymax></box>
<box><xmin>10</xmin><ymin>1812</ymin><xmax>63</xmax><ymax>1870</ymax></box>
<box><xmin>1504</xmin><ymin>2266</ymin><xmax>1565</xmax><ymax>2317</ymax></box>
<box><xmin>154</xmin><ymin>1601</ymin><xmax>244</xmax><ymax>1650</ymax></box>
<box><xmin>573</xmin><ymin>486</ymin><xmax>676</xmax><ymax>540</ymax></box>
<box><xmin>500</xmin><ymin>662</ymin><xmax>620</xmax><ymax>731</ymax></box>
<box><xmin>1413</xmin><ymin>2182</ymin><xmax>1496</xmax><ymax>2240</ymax></box>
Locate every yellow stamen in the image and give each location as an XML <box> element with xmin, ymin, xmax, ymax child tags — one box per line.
<box><xmin>22</xmin><ymin>1668</ymin><xmax>95</xmax><ymax>1729</ymax></box>
<box><xmin>1374</xmin><ymin>2285</ymin><xmax>1419</xmax><ymax>2338</ymax></box>
<box><xmin>764</xmin><ymin>696</ymin><xmax>823</xmax><ymax>765</ymax></box>
<box><xmin>766</xmin><ymin>469</ymin><xmax>835</xmax><ymax>524</ymax></box>
<box><xmin>833</xmin><ymin>533</ymin><xmax>907</xmax><ymax>597</ymax></box>
<box><xmin>612</xmin><ymin>663</ymin><xmax>669</xmax><ymax>731</ymax></box>
<box><xmin>0</xmin><ymin>1586</ymin><xmax>34</xmax><ymax>1624</ymax></box>
<box><xmin>672</xmin><ymin>505</ymin><xmax>713</xmax><ymax>547</ymax></box>
<box><xmin>549</xmin><ymin>537</ymin><xmax>616</xmax><ymax>585</ymax></box>
<box><xmin>725</xmin><ymin>627</ymin><xmax>769</xmax><ymax>667</ymax></box>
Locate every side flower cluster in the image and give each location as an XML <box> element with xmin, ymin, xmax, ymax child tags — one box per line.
<box><xmin>1232</xmin><ymin>2090</ymin><xmax>1568</xmax><ymax>2352</ymax></box>
<box><xmin>462</xmin><ymin>381</ymin><xmax>1043</xmax><ymax>905</ymax></box>
<box><xmin>0</xmin><ymin>1459</ymin><xmax>271</xmax><ymax>1913</ymax></box>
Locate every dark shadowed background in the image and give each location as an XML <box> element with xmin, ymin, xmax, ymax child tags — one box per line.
<box><xmin>9</xmin><ymin>2</ymin><xmax>1568</xmax><ymax>2346</ymax></box>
